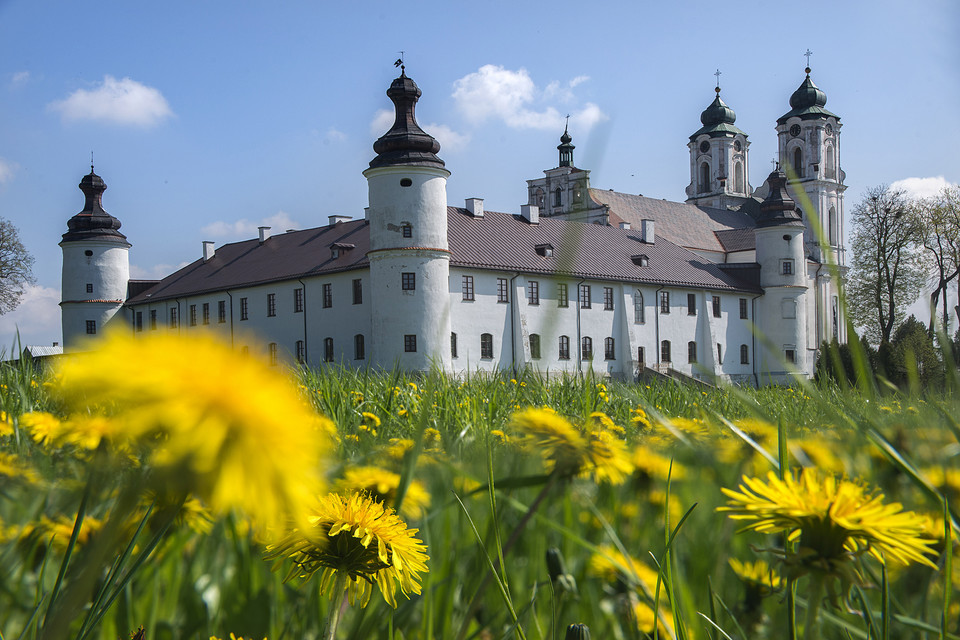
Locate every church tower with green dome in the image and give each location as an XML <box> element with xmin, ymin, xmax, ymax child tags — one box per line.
<box><xmin>685</xmin><ymin>79</ymin><xmax>752</xmax><ymax>210</ymax></box>
<box><xmin>776</xmin><ymin>61</ymin><xmax>847</xmax><ymax>344</ymax></box>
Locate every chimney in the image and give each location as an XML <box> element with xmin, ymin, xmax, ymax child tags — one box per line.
<box><xmin>521</xmin><ymin>204</ymin><xmax>539</xmax><ymax>224</ymax></box>
<box><xmin>328</xmin><ymin>215</ymin><xmax>352</xmax><ymax>225</ymax></box>
<box><xmin>202</xmin><ymin>241</ymin><xmax>216</xmax><ymax>262</ymax></box>
<box><xmin>619</xmin><ymin>222</ymin><xmax>631</xmax><ymax>230</ymax></box>
<box><xmin>641</xmin><ymin>219</ymin><xmax>655</xmax><ymax>244</ymax></box>
<box><xmin>466</xmin><ymin>197</ymin><xmax>484</xmax><ymax>218</ymax></box>
<box><xmin>258</xmin><ymin>226</ymin><xmax>271</xmax><ymax>243</ymax></box>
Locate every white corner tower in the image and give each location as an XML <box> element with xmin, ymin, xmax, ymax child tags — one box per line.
<box><xmin>753</xmin><ymin>168</ymin><xmax>809</xmax><ymax>382</ymax></box>
<box><xmin>776</xmin><ymin>60</ymin><xmax>847</xmax><ymax>344</ymax></box>
<box><xmin>685</xmin><ymin>79</ymin><xmax>752</xmax><ymax>209</ymax></box>
<box><xmin>60</xmin><ymin>167</ymin><xmax>131</xmax><ymax>350</ymax></box>
<box><xmin>363</xmin><ymin>67</ymin><xmax>453</xmax><ymax>371</ymax></box>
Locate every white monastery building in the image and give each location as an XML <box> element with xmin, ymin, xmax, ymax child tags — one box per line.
<box><xmin>60</xmin><ymin>65</ymin><xmax>847</xmax><ymax>385</ymax></box>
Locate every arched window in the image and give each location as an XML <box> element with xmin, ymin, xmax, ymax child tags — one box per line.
<box><xmin>323</xmin><ymin>338</ymin><xmax>334</xmax><ymax>362</ymax></box>
<box><xmin>269</xmin><ymin>342</ymin><xmax>278</xmax><ymax>365</ymax></box>
<box><xmin>828</xmin><ymin>206</ymin><xmax>837</xmax><ymax>245</ymax></box>
<box><xmin>480</xmin><ymin>333</ymin><xmax>493</xmax><ymax>359</ymax></box>
<box><xmin>554</xmin><ymin>187</ymin><xmax>563</xmax><ymax>208</ymax></box>
<box><xmin>792</xmin><ymin>147</ymin><xmax>803</xmax><ymax>178</ymax></box>
<box><xmin>634</xmin><ymin>290</ymin><xmax>645</xmax><ymax>324</ymax></box>
<box><xmin>825</xmin><ymin>145</ymin><xmax>836</xmax><ymax>180</ymax></box>
<box><xmin>661</xmin><ymin>340</ymin><xmax>672</xmax><ymax>363</ymax></box>
<box><xmin>740</xmin><ymin>344</ymin><xmax>749</xmax><ymax>364</ymax></box>
<box><xmin>604</xmin><ymin>337</ymin><xmax>615</xmax><ymax>360</ymax></box>
<box><xmin>354</xmin><ymin>334</ymin><xmax>365</xmax><ymax>360</ymax></box>
<box><xmin>581</xmin><ymin>337</ymin><xmax>593</xmax><ymax>360</ymax></box>
<box><xmin>687</xmin><ymin>341</ymin><xmax>697</xmax><ymax>364</ymax></box>
<box><xmin>559</xmin><ymin>335</ymin><xmax>570</xmax><ymax>360</ymax></box>
<box><xmin>734</xmin><ymin>161</ymin><xmax>744</xmax><ymax>193</ymax></box>
<box><xmin>698</xmin><ymin>162</ymin><xmax>710</xmax><ymax>193</ymax></box>
<box><xmin>529</xmin><ymin>334</ymin><xmax>541</xmax><ymax>359</ymax></box>
<box><xmin>535</xmin><ymin>188</ymin><xmax>544</xmax><ymax>208</ymax></box>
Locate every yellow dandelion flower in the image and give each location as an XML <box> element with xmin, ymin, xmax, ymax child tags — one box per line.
<box><xmin>423</xmin><ymin>427</ymin><xmax>441</xmax><ymax>447</ymax></box>
<box><xmin>361</xmin><ymin>412</ymin><xmax>381</xmax><ymax>428</ymax></box>
<box><xmin>51</xmin><ymin>330</ymin><xmax>334</xmax><ymax>535</ymax></box>
<box><xmin>632</xmin><ymin>445</ymin><xmax>685</xmax><ymax>483</ymax></box>
<box><xmin>588</xmin><ymin>545</ymin><xmax>661</xmax><ymax>596</ymax></box>
<box><xmin>333</xmin><ymin>466</ymin><xmax>431</xmax><ymax>519</ymax></box>
<box><xmin>210</xmin><ymin>635</ymin><xmax>267</xmax><ymax>640</ymax></box>
<box><xmin>630</xmin><ymin>407</ymin><xmax>651</xmax><ymax>429</ymax></box>
<box><xmin>719</xmin><ymin>469</ymin><xmax>937</xmax><ymax>572</ymax></box>
<box><xmin>20</xmin><ymin>411</ymin><xmax>64</xmax><ymax>446</ymax></box>
<box><xmin>0</xmin><ymin>451</ymin><xmax>40</xmax><ymax>484</ymax></box>
<box><xmin>588</xmin><ymin>411</ymin><xmax>617</xmax><ymax>431</ymax></box>
<box><xmin>344</xmin><ymin>434</ymin><xmax>360</xmax><ymax>444</ymax></box>
<box><xmin>511</xmin><ymin>408</ymin><xmax>633</xmax><ymax>484</ymax></box>
<box><xmin>489</xmin><ymin>429</ymin><xmax>509</xmax><ymax>445</ymax></box>
<box><xmin>350</xmin><ymin>390</ymin><xmax>364</xmax><ymax>405</ymax></box>
<box><xmin>729</xmin><ymin>558</ymin><xmax>783</xmax><ymax>592</ymax></box>
<box><xmin>20</xmin><ymin>514</ymin><xmax>103</xmax><ymax>552</ymax></box>
<box><xmin>0</xmin><ymin>412</ymin><xmax>12</xmax><ymax>437</ymax></box>
<box><xmin>266</xmin><ymin>492</ymin><xmax>429</xmax><ymax>608</ymax></box>
<box><xmin>633</xmin><ymin>600</ymin><xmax>675</xmax><ymax>637</ymax></box>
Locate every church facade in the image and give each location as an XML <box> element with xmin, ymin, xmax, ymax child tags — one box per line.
<box><xmin>60</xmin><ymin>66</ymin><xmax>847</xmax><ymax>385</ymax></box>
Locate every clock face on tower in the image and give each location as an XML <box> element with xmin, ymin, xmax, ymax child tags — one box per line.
<box><xmin>789</xmin><ymin>124</ymin><xmax>801</xmax><ymax>137</ymax></box>
<box><xmin>734</xmin><ymin>140</ymin><xmax>742</xmax><ymax>152</ymax></box>
<box><xmin>699</xmin><ymin>140</ymin><xmax>710</xmax><ymax>154</ymax></box>
<box><xmin>825</xmin><ymin>124</ymin><xmax>833</xmax><ymax>135</ymax></box>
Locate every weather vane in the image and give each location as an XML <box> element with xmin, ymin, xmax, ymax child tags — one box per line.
<box><xmin>804</xmin><ymin>48</ymin><xmax>813</xmax><ymax>69</ymax></box>
<box><xmin>394</xmin><ymin>52</ymin><xmax>405</xmax><ymax>74</ymax></box>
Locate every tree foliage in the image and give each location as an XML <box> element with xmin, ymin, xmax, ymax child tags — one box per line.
<box><xmin>0</xmin><ymin>218</ymin><xmax>35</xmax><ymax>315</ymax></box>
<box><xmin>846</xmin><ymin>186</ymin><xmax>926</xmax><ymax>344</ymax></box>
<box><xmin>915</xmin><ymin>185</ymin><xmax>960</xmax><ymax>330</ymax></box>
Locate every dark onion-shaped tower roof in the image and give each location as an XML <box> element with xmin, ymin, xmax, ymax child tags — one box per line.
<box><xmin>777</xmin><ymin>67</ymin><xmax>839</xmax><ymax>124</ymax></box>
<box><xmin>369</xmin><ymin>71</ymin><xmax>445</xmax><ymax>169</ymax></box>
<box><xmin>61</xmin><ymin>169</ymin><xmax>129</xmax><ymax>244</ymax></box>
<box><xmin>756</xmin><ymin>168</ymin><xmax>804</xmax><ymax>228</ymax></box>
<box><xmin>690</xmin><ymin>87</ymin><xmax>746</xmax><ymax>140</ymax></box>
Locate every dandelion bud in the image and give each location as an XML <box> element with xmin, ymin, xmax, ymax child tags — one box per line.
<box><xmin>564</xmin><ymin>622</ymin><xmax>591</xmax><ymax>640</ymax></box>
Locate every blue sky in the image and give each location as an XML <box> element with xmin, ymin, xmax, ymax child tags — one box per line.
<box><xmin>0</xmin><ymin>0</ymin><xmax>957</xmax><ymax>349</ymax></box>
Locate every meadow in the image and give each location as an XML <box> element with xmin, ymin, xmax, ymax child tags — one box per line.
<box><xmin>0</xmin><ymin>332</ymin><xmax>957</xmax><ymax>640</ymax></box>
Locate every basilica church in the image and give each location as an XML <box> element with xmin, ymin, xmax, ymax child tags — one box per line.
<box><xmin>60</xmin><ymin>64</ymin><xmax>847</xmax><ymax>385</ymax></box>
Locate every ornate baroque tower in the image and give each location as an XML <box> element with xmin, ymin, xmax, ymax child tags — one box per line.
<box><xmin>363</xmin><ymin>69</ymin><xmax>452</xmax><ymax>371</ymax></box>
<box><xmin>753</xmin><ymin>168</ymin><xmax>809</xmax><ymax>381</ymax></box>
<box><xmin>60</xmin><ymin>168</ymin><xmax>131</xmax><ymax>351</ymax></box>
<box><xmin>777</xmin><ymin>63</ymin><xmax>847</xmax><ymax>344</ymax></box>
<box><xmin>526</xmin><ymin>124</ymin><xmax>592</xmax><ymax>218</ymax></box>
<box><xmin>685</xmin><ymin>81</ymin><xmax>752</xmax><ymax>209</ymax></box>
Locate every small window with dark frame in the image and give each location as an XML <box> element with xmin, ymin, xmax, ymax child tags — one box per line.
<box><xmin>353</xmin><ymin>279</ymin><xmax>363</xmax><ymax>304</ymax></box>
<box><xmin>529</xmin><ymin>333</ymin><xmax>541</xmax><ymax>359</ymax></box>
<box><xmin>687</xmin><ymin>293</ymin><xmax>696</xmax><ymax>315</ymax></box>
<box><xmin>323</xmin><ymin>337</ymin><xmax>334</xmax><ymax>362</ymax></box>
<box><xmin>354</xmin><ymin>334</ymin><xmax>365</xmax><ymax>360</ymax></box>
<box><xmin>202</xmin><ymin>303</ymin><xmax>210</xmax><ymax>325</ymax></box>
<box><xmin>240</xmin><ymin>297</ymin><xmax>249</xmax><ymax>320</ymax></box>
<box><xmin>497</xmin><ymin>278</ymin><xmax>509</xmax><ymax>303</ymax></box>
<box><xmin>480</xmin><ymin>333</ymin><xmax>493</xmax><ymax>358</ymax></box>
<box><xmin>402</xmin><ymin>272</ymin><xmax>416</xmax><ymax>291</ymax></box>
<box><xmin>717</xmin><ymin>343</ymin><xmax>723</xmax><ymax>364</ymax></box>
<box><xmin>603</xmin><ymin>287</ymin><xmax>614</xmax><ymax>311</ymax></box>
<box><xmin>402</xmin><ymin>224</ymin><xmax>412</xmax><ymax>238</ymax></box>
<box><xmin>462</xmin><ymin>275</ymin><xmax>475</xmax><ymax>301</ymax></box>
<box><xmin>218</xmin><ymin>300</ymin><xmax>226</xmax><ymax>323</ymax></box>
<box><xmin>294</xmin><ymin>288</ymin><xmax>304</xmax><ymax>312</ymax></box>
<box><xmin>450</xmin><ymin>332</ymin><xmax>458</xmax><ymax>358</ymax></box>
<box><xmin>527</xmin><ymin>280</ymin><xmax>539</xmax><ymax>305</ymax></box>
<box><xmin>267</xmin><ymin>293</ymin><xmax>276</xmax><ymax>317</ymax></box>
<box><xmin>322</xmin><ymin>284</ymin><xmax>332</xmax><ymax>308</ymax></box>
<box><xmin>604</xmin><ymin>337</ymin><xmax>615</xmax><ymax>360</ymax></box>
<box><xmin>149</xmin><ymin>309</ymin><xmax>157</xmax><ymax>330</ymax></box>
<box><xmin>785</xmin><ymin>348</ymin><xmax>796</xmax><ymax>364</ymax></box>
<box><xmin>579</xmin><ymin>284</ymin><xmax>591</xmax><ymax>309</ymax></box>
<box><xmin>269</xmin><ymin>342</ymin><xmax>278</xmax><ymax>366</ymax></box>
<box><xmin>581</xmin><ymin>336</ymin><xmax>593</xmax><ymax>360</ymax></box>
<box><xmin>170</xmin><ymin>308</ymin><xmax>179</xmax><ymax>328</ymax></box>
<box><xmin>740</xmin><ymin>344</ymin><xmax>749</xmax><ymax>364</ymax></box>
<box><xmin>189</xmin><ymin>304</ymin><xmax>198</xmax><ymax>326</ymax></box>
<box><xmin>782</xmin><ymin>260</ymin><xmax>794</xmax><ymax>275</ymax></box>
<box><xmin>135</xmin><ymin>312</ymin><xmax>143</xmax><ymax>332</ymax></box>
<box><xmin>660</xmin><ymin>291</ymin><xmax>670</xmax><ymax>313</ymax></box>
<box><xmin>739</xmin><ymin>298</ymin><xmax>748</xmax><ymax>319</ymax></box>
<box><xmin>558</xmin><ymin>283</ymin><xmax>569</xmax><ymax>307</ymax></box>
<box><xmin>688</xmin><ymin>341</ymin><xmax>697</xmax><ymax>363</ymax></box>
<box><xmin>404</xmin><ymin>334</ymin><xmax>417</xmax><ymax>353</ymax></box>
<box><xmin>712</xmin><ymin>295</ymin><xmax>721</xmax><ymax>318</ymax></box>
<box><xmin>661</xmin><ymin>339</ymin><xmax>671</xmax><ymax>363</ymax></box>
<box><xmin>559</xmin><ymin>335</ymin><xmax>570</xmax><ymax>360</ymax></box>
<box><xmin>634</xmin><ymin>291</ymin><xmax>645</xmax><ymax>324</ymax></box>
<box><xmin>85</xmin><ymin>283</ymin><xmax>93</xmax><ymax>294</ymax></box>
<box><xmin>296</xmin><ymin>340</ymin><xmax>306</xmax><ymax>364</ymax></box>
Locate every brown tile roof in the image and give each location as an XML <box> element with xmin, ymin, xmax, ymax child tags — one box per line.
<box><xmin>587</xmin><ymin>189</ymin><xmax>756</xmax><ymax>253</ymax></box>
<box><xmin>127</xmin><ymin>208</ymin><xmax>761</xmax><ymax>306</ymax></box>
<box><xmin>714</xmin><ymin>228</ymin><xmax>757</xmax><ymax>252</ymax></box>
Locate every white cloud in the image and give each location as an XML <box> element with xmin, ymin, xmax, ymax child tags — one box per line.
<box><xmin>0</xmin><ymin>158</ymin><xmax>17</xmax><ymax>185</ymax></box>
<box><xmin>890</xmin><ymin>176</ymin><xmax>958</xmax><ymax>200</ymax></box>
<box><xmin>48</xmin><ymin>75</ymin><xmax>173</xmax><ymax>127</ymax></box>
<box><xmin>9</xmin><ymin>71</ymin><xmax>29</xmax><ymax>88</ymax></box>
<box><xmin>370</xmin><ymin>108</ymin><xmax>394</xmax><ymax>136</ymax></box>
<box><xmin>0</xmin><ymin>284</ymin><xmax>62</xmax><ymax>351</ymax></box>
<box><xmin>325</xmin><ymin>127</ymin><xmax>347</xmax><ymax>142</ymax></box>
<box><xmin>129</xmin><ymin>261</ymin><xmax>191</xmax><ymax>280</ymax></box>
<box><xmin>451</xmin><ymin>65</ymin><xmax>606</xmax><ymax>131</ymax></box>
<box><xmin>424</xmin><ymin>123</ymin><xmax>471</xmax><ymax>153</ymax></box>
<box><xmin>200</xmin><ymin>210</ymin><xmax>302</xmax><ymax>240</ymax></box>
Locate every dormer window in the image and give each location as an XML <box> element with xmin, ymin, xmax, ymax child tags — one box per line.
<box><xmin>330</xmin><ymin>242</ymin><xmax>355</xmax><ymax>260</ymax></box>
<box><xmin>331</xmin><ymin>248</ymin><xmax>339</xmax><ymax>259</ymax></box>
<box><xmin>632</xmin><ymin>254</ymin><xmax>649</xmax><ymax>267</ymax></box>
<box><xmin>535</xmin><ymin>243</ymin><xmax>554</xmax><ymax>257</ymax></box>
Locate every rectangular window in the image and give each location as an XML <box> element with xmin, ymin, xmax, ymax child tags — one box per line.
<box><xmin>739</xmin><ymin>298</ymin><xmax>748</xmax><ymax>319</ymax></box>
<box><xmin>323</xmin><ymin>337</ymin><xmax>334</xmax><ymax>362</ymax></box>
<box><xmin>353</xmin><ymin>279</ymin><xmax>363</xmax><ymax>305</ymax></box>
<box><xmin>218</xmin><ymin>300</ymin><xmax>226</xmax><ymax>323</ymax></box>
<box><xmin>450</xmin><ymin>332</ymin><xmax>458</xmax><ymax>358</ymax></box>
<box><xmin>604</xmin><ymin>337</ymin><xmax>615</xmax><ymax>360</ymax></box>
<box><xmin>785</xmin><ymin>348</ymin><xmax>796</xmax><ymax>364</ymax></box>
<box><xmin>135</xmin><ymin>312</ymin><xmax>143</xmax><ymax>332</ymax></box>
<box><xmin>322</xmin><ymin>284</ymin><xmax>332</xmax><ymax>308</ymax></box>
<box><xmin>687</xmin><ymin>293</ymin><xmax>696</xmax><ymax>315</ymax></box>
<box><xmin>169</xmin><ymin>307</ymin><xmax>179</xmax><ymax>328</ymax></box>
<box><xmin>603</xmin><ymin>287</ymin><xmax>614</xmax><ymax>310</ymax></box>
<box><xmin>85</xmin><ymin>283</ymin><xmax>93</xmax><ymax>294</ymax></box>
<box><xmin>267</xmin><ymin>293</ymin><xmax>276</xmax><ymax>317</ymax></box>
<box><xmin>581</xmin><ymin>337</ymin><xmax>593</xmax><ymax>360</ymax></box>
<box><xmin>558</xmin><ymin>283</ymin><xmax>569</xmax><ymax>307</ymax></box>
<box><xmin>481</xmin><ymin>333</ymin><xmax>493</xmax><ymax>358</ymax></box>
<box><xmin>634</xmin><ymin>292</ymin><xmax>645</xmax><ymax>324</ymax></box>
<box><xmin>579</xmin><ymin>284</ymin><xmax>591</xmax><ymax>309</ymax></box>
<box><xmin>402</xmin><ymin>272</ymin><xmax>416</xmax><ymax>291</ymax></box>
<box><xmin>529</xmin><ymin>334</ymin><xmax>541</xmax><ymax>359</ymax></box>
<box><xmin>527</xmin><ymin>280</ymin><xmax>539</xmax><ymax>305</ymax></box>
<box><xmin>404</xmin><ymin>334</ymin><xmax>417</xmax><ymax>353</ymax></box>
<box><xmin>559</xmin><ymin>335</ymin><xmax>570</xmax><ymax>360</ymax></box>
<box><xmin>402</xmin><ymin>224</ymin><xmax>412</xmax><ymax>238</ymax></box>
<box><xmin>782</xmin><ymin>260</ymin><xmax>794</xmax><ymax>275</ymax></box>
<box><xmin>355</xmin><ymin>334</ymin><xmax>365</xmax><ymax>360</ymax></box>
<box><xmin>202</xmin><ymin>302</ymin><xmax>210</xmax><ymax>325</ymax></box>
<box><xmin>688</xmin><ymin>341</ymin><xmax>697</xmax><ymax>363</ymax></box>
<box><xmin>296</xmin><ymin>340</ymin><xmax>306</xmax><ymax>364</ymax></box>
<box><xmin>741</xmin><ymin>344</ymin><xmax>750</xmax><ymax>364</ymax></box>
<box><xmin>269</xmin><ymin>342</ymin><xmax>278</xmax><ymax>365</ymax></box>
<box><xmin>462</xmin><ymin>275</ymin><xmax>474</xmax><ymax>301</ymax></box>
<box><xmin>497</xmin><ymin>278</ymin><xmax>509</xmax><ymax>303</ymax></box>
<box><xmin>149</xmin><ymin>309</ymin><xmax>157</xmax><ymax>330</ymax></box>
<box><xmin>660</xmin><ymin>291</ymin><xmax>670</xmax><ymax>313</ymax></box>
<box><xmin>712</xmin><ymin>295</ymin><xmax>721</xmax><ymax>318</ymax></box>
<box><xmin>240</xmin><ymin>297</ymin><xmax>248</xmax><ymax>321</ymax></box>
<box><xmin>189</xmin><ymin>304</ymin><xmax>197</xmax><ymax>326</ymax></box>
<box><xmin>661</xmin><ymin>340</ymin><xmax>671</xmax><ymax>363</ymax></box>
<box><xmin>294</xmin><ymin>288</ymin><xmax>304</xmax><ymax>312</ymax></box>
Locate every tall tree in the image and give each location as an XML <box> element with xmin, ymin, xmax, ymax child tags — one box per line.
<box><xmin>0</xmin><ymin>218</ymin><xmax>35</xmax><ymax>315</ymax></box>
<box><xmin>916</xmin><ymin>185</ymin><xmax>960</xmax><ymax>331</ymax></box>
<box><xmin>847</xmin><ymin>186</ymin><xmax>926</xmax><ymax>345</ymax></box>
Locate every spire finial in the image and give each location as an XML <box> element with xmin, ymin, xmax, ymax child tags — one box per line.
<box><xmin>394</xmin><ymin>52</ymin><xmax>405</xmax><ymax>76</ymax></box>
<box><xmin>90</xmin><ymin>151</ymin><xmax>94</xmax><ymax>173</ymax></box>
<box><xmin>771</xmin><ymin>158</ymin><xmax>777</xmax><ymax>171</ymax></box>
<box><xmin>714</xmin><ymin>68</ymin><xmax>722</xmax><ymax>93</ymax></box>
<box><xmin>564</xmin><ymin>114</ymin><xmax>570</xmax><ymax>133</ymax></box>
<box><xmin>804</xmin><ymin>48</ymin><xmax>813</xmax><ymax>74</ymax></box>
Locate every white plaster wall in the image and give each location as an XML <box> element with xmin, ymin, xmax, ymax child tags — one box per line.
<box><xmin>61</xmin><ymin>240</ymin><xmax>130</xmax><ymax>351</ymax></box>
<box><xmin>364</xmin><ymin>166</ymin><xmax>450</xmax><ymax>251</ymax></box>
